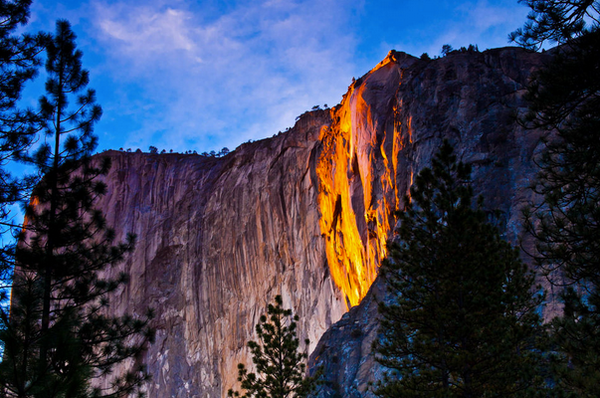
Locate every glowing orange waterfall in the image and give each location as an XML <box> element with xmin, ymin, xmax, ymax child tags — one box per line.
<box><xmin>316</xmin><ymin>55</ymin><xmax>404</xmax><ymax>307</ymax></box>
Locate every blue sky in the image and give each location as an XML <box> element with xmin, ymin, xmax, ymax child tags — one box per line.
<box><xmin>22</xmin><ymin>0</ymin><xmax>530</xmax><ymax>154</ymax></box>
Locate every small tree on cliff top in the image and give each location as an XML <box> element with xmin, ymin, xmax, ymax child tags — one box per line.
<box><xmin>228</xmin><ymin>295</ymin><xmax>317</xmax><ymax>398</ymax></box>
<box><xmin>375</xmin><ymin>141</ymin><xmax>546</xmax><ymax>398</ymax></box>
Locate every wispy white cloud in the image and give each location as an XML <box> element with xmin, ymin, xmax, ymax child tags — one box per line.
<box><xmin>99</xmin><ymin>7</ymin><xmax>196</xmax><ymax>54</ymax></box>
<box><xmin>469</xmin><ymin>3</ymin><xmax>519</xmax><ymax>30</ymax></box>
<box><xmin>26</xmin><ymin>0</ymin><xmax>531</xmax><ymax>154</ymax></box>
<box><xmin>89</xmin><ymin>0</ymin><xmax>357</xmax><ymax>153</ymax></box>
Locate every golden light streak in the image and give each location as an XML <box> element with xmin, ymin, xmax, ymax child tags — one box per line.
<box><xmin>316</xmin><ymin>78</ymin><xmax>398</xmax><ymax>308</ymax></box>
<box><xmin>20</xmin><ymin>196</ymin><xmax>38</xmax><ymax>232</ymax></box>
<box><xmin>408</xmin><ymin>116</ymin><xmax>413</xmax><ymax>144</ymax></box>
<box><xmin>406</xmin><ymin>170</ymin><xmax>414</xmax><ymax>204</ymax></box>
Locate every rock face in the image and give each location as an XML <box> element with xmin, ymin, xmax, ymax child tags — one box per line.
<box><xmin>93</xmin><ymin>46</ymin><xmax>549</xmax><ymax>397</ymax></box>
<box><xmin>309</xmin><ymin>47</ymin><xmax>550</xmax><ymax>397</ymax></box>
<box><xmin>96</xmin><ymin>113</ymin><xmax>347</xmax><ymax>397</ymax></box>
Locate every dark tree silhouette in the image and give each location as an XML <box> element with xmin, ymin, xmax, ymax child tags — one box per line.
<box><xmin>512</xmin><ymin>2</ymin><xmax>600</xmax><ymax>396</ymax></box>
<box><xmin>0</xmin><ymin>0</ymin><xmax>46</xmax><ymax>294</ymax></box>
<box><xmin>0</xmin><ymin>20</ymin><xmax>153</xmax><ymax>398</ymax></box>
<box><xmin>228</xmin><ymin>296</ymin><xmax>317</xmax><ymax>398</ymax></box>
<box><xmin>375</xmin><ymin>141</ymin><xmax>546</xmax><ymax>398</ymax></box>
<box><xmin>510</xmin><ymin>0</ymin><xmax>599</xmax><ymax>50</ymax></box>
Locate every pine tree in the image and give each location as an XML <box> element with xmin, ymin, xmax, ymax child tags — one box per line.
<box><xmin>0</xmin><ymin>0</ymin><xmax>45</xmax><ymax>171</ymax></box>
<box><xmin>512</xmin><ymin>2</ymin><xmax>600</xmax><ymax>396</ymax></box>
<box><xmin>521</xmin><ymin>29</ymin><xmax>600</xmax><ymax>289</ymax></box>
<box><xmin>525</xmin><ymin>29</ymin><xmax>600</xmax><ymax>398</ymax></box>
<box><xmin>374</xmin><ymin>141</ymin><xmax>545</xmax><ymax>398</ymax></box>
<box><xmin>228</xmin><ymin>295</ymin><xmax>316</xmax><ymax>398</ymax></box>
<box><xmin>509</xmin><ymin>0</ymin><xmax>599</xmax><ymax>50</ymax></box>
<box><xmin>0</xmin><ymin>20</ymin><xmax>153</xmax><ymax>398</ymax></box>
<box><xmin>0</xmin><ymin>0</ymin><xmax>46</xmax><ymax>294</ymax></box>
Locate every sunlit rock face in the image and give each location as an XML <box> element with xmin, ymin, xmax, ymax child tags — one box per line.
<box><xmin>309</xmin><ymin>47</ymin><xmax>550</xmax><ymax>397</ymax></box>
<box><xmin>96</xmin><ymin>112</ymin><xmax>347</xmax><ymax>398</ymax></box>
<box><xmin>93</xmin><ymin>46</ymin><xmax>549</xmax><ymax>397</ymax></box>
<box><xmin>316</xmin><ymin>53</ymin><xmax>416</xmax><ymax>309</ymax></box>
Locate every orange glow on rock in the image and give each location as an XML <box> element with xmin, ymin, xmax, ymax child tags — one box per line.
<box><xmin>316</xmin><ymin>68</ymin><xmax>400</xmax><ymax>308</ymax></box>
<box><xmin>406</xmin><ymin>170</ymin><xmax>414</xmax><ymax>205</ymax></box>
<box><xmin>21</xmin><ymin>196</ymin><xmax>38</xmax><ymax>232</ymax></box>
<box><xmin>408</xmin><ymin>116</ymin><xmax>413</xmax><ymax>144</ymax></box>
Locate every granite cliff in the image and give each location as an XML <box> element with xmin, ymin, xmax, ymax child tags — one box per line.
<box><xmin>92</xmin><ymin>46</ymin><xmax>548</xmax><ymax>397</ymax></box>
<box><xmin>309</xmin><ymin>47</ymin><xmax>552</xmax><ymax>397</ymax></box>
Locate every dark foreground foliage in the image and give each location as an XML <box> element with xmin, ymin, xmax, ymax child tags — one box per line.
<box><xmin>375</xmin><ymin>141</ymin><xmax>546</xmax><ymax>398</ymax></box>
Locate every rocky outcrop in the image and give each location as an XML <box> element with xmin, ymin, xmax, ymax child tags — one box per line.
<box><xmin>309</xmin><ymin>47</ymin><xmax>551</xmax><ymax>397</ymax></box>
<box><xmin>93</xmin><ymin>46</ymin><xmax>549</xmax><ymax>397</ymax></box>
